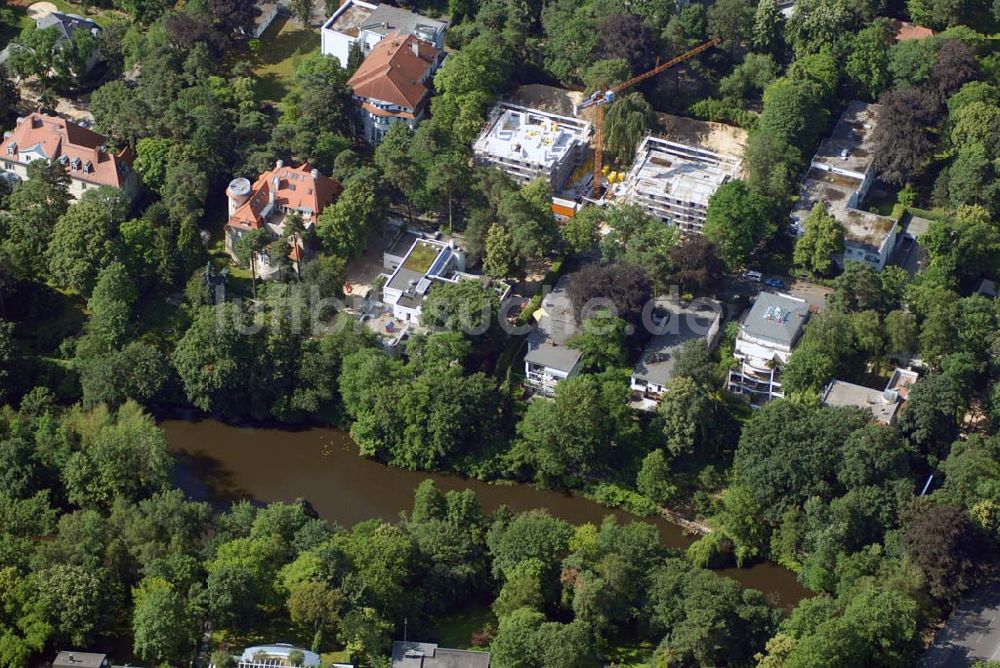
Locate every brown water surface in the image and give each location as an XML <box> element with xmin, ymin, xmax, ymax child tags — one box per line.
<box><xmin>164</xmin><ymin>418</ymin><xmax>811</xmax><ymax>607</ymax></box>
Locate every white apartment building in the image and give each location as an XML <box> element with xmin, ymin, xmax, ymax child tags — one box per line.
<box><xmin>619</xmin><ymin>135</ymin><xmax>741</xmax><ymax>234</ymax></box>
<box><xmin>473</xmin><ymin>103</ymin><xmax>592</xmax><ymax>191</ymax></box>
<box><xmin>790</xmin><ymin>101</ymin><xmax>898</xmax><ymax>270</ymax></box>
<box><xmin>727</xmin><ymin>292</ymin><xmax>810</xmax><ymax>405</ymax></box>
<box><xmin>320</xmin><ymin>0</ymin><xmax>446</xmax><ymax>68</ymax></box>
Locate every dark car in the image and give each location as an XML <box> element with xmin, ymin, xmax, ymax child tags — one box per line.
<box><xmin>764</xmin><ymin>277</ymin><xmax>786</xmax><ymax>289</ymax></box>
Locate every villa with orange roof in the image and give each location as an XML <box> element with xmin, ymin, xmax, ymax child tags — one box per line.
<box><xmin>1</xmin><ymin>112</ymin><xmax>138</xmax><ymax>201</ymax></box>
<box><xmin>224</xmin><ymin>161</ymin><xmax>342</xmax><ymax>279</ymax></box>
<box><xmin>347</xmin><ymin>32</ymin><xmax>443</xmax><ymax>143</ymax></box>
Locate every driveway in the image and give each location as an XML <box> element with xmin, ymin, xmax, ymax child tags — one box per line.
<box><xmin>923</xmin><ymin>582</ymin><xmax>1000</xmax><ymax>667</ymax></box>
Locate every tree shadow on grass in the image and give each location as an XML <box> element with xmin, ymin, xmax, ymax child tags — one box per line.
<box><xmin>253</xmin><ymin>16</ymin><xmax>319</xmax><ymax>102</ymax></box>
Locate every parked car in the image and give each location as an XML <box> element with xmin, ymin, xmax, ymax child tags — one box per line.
<box><xmin>743</xmin><ymin>270</ymin><xmax>763</xmax><ymax>282</ymax></box>
<box><xmin>764</xmin><ymin>277</ymin><xmax>786</xmax><ymax>289</ymax></box>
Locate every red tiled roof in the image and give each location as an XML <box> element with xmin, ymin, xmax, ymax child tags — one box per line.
<box><xmin>226</xmin><ymin>163</ymin><xmax>342</xmax><ymax>231</ymax></box>
<box><xmin>0</xmin><ymin>112</ymin><xmax>133</xmax><ymax>189</ymax></box>
<box><xmin>347</xmin><ymin>32</ymin><xmax>439</xmax><ymax>111</ymax></box>
<box><xmin>894</xmin><ymin>20</ymin><xmax>935</xmax><ymax>41</ymax></box>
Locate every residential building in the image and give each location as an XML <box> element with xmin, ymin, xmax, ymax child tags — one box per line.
<box><xmin>821</xmin><ymin>367</ymin><xmax>919</xmax><ymax>425</ymax></box>
<box><xmin>235</xmin><ymin>644</ymin><xmax>322</xmax><ymax>667</ymax></box>
<box><xmin>524</xmin><ymin>275</ymin><xmax>581</xmax><ymax>396</ymax></box>
<box><xmin>35</xmin><ymin>11</ymin><xmax>102</xmax><ymax>73</ymax></box>
<box><xmin>347</xmin><ymin>32</ymin><xmax>442</xmax><ymax>143</ymax></box>
<box><xmin>630</xmin><ymin>297</ymin><xmax>722</xmax><ymax>410</ymax></box>
<box><xmin>321</xmin><ymin>0</ymin><xmax>446</xmax><ymax>68</ymax></box>
<box><xmin>618</xmin><ymin>135</ymin><xmax>741</xmax><ymax>234</ymax></box>
<box><xmin>727</xmin><ymin>292</ymin><xmax>810</xmax><ymax>405</ymax></box>
<box><xmin>52</xmin><ymin>652</ymin><xmax>110</xmax><ymax>668</ymax></box>
<box><xmin>391</xmin><ymin>641</ymin><xmax>490</xmax><ymax>668</ymax></box>
<box><xmin>0</xmin><ymin>112</ymin><xmax>138</xmax><ymax>200</ymax></box>
<box><xmin>473</xmin><ymin>103</ymin><xmax>592</xmax><ymax>191</ymax></box>
<box><xmin>381</xmin><ymin>236</ymin><xmax>509</xmax><ymax>323</ymax></box>
<box><xmin>224</xmin><ymin>161</ymin><xmax>342</xmax><ymax>280</ymax></box>
<box><xmin>790</xmin><ymin>101</ymin><xmax>898</xmax><ymax>270</ymax></box>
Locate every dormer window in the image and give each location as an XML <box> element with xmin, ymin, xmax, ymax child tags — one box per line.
<box><xmin>6</xmin><ymin>142</ymin><xmax>16</xmax><ymax>156</ymax></box>
<box><xmin>83</xmin><ymin>161</ymin><xmax>93</xmax><ymax>173</ymax></box>
<box><xmin>71</xmin><ymin>157</ymin><xmax>81</xmax><ymax>171</ymax></box>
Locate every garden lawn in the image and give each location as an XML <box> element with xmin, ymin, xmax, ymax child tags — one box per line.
<box><xmin>253</xmin><ymin>15</ymin><xmax>319</xmax><ymax>103</ymax></box>
<box><xmin>422</xmin><ymin>604</ymin><xmax>494</xmax><ymax>650</ymax></box>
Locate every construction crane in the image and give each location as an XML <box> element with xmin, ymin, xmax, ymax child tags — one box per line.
<box><xmin>574</xmin><ymin>37</ymin><xmax>720</xmax><ymax>198</ymax></box>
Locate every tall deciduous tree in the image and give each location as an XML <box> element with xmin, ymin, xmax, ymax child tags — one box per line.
<box><xmin>794</xmin><ymin>203</ymin><xmax>845</xmax><ymax>276</ymax></box>
<box><xmin>704</xmin><ymin>180</ymin><xmax>777</xmax><ymax>269</ymax></box>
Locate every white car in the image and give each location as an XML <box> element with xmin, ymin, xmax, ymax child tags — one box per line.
<box><xmin>743</xmin><ymin>270</ymin><xmax>763</xmax><ymax>282</ymax></box>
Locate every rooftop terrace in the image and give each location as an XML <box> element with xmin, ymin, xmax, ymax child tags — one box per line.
<box><xmin>793</xmin><ymin>167</ymin><xmax>896</xmax><ymax>250</ymax></box>
<box><xmin>811</xmin><ymin>100</ymin><xmax>880</xmax><ymax>177</ymax></box>
<box><xmin>324</xmin><ymin>0</ymin><xmax>375</xmax><ymax>37</ymax></box>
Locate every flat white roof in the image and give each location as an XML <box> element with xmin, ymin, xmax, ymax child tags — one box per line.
<box><xmin>621</xmin><ymin>135</ymin><xmax>740</xmax><ymax>206</ymax></box>
<box><xmin>473</xmin><ymin>102</ymin><xmax>591</xmax><ymax>170</ymax></box>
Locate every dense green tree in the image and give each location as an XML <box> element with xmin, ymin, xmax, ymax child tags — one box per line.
<box><xmin>734</xmin><ymin>402</ymin><xmax>871</xmax><ymax>524</ymax></box>
<box><xmin>845</xmin><ymin>20</ymin><xmax>894</xmax><ymax>99</ymax></box>
<box><xmin>171</xmin><ymin>303</ymin><xmax>266</xmax><ymax>417</ymax></box>
<box><xmin>902</xmin><ymin>502</ymin><xmax>981</xmax><ymax>603</ymax></box>
<box><xmin>318</xmin><ymin>167</ymin><xmax>386</xmax><ymax>259</ymax></box>
<box><xmin>47</xmin><ymin>188</ymin><xmax>126</xmax><ymax>295</ymax></box>
<box><xmin>794</xmin><ymin>203</ymin><xmax>845</xmax><ymax>276</ymax></box>
<box><xmin>1</xmin><ymin>160</ymin><xmax>70</xmax><ymax>281</ymax></box>
<box><xmin>757</xmin><ymin>77</ymin><xmax>829</xmax><ymax>153</ymax></box>
<box><xmin>62</xmin><ymin>402</ymin><xmax>171</xmax><ymax>510</ymax></box>
<box><xmin>132</xmin><ymin>576</ymin><xmax>192</xmax><ymax>665</ymax></box>
<box><xmin>657</xmin><ymin>376</ymin><xmax>717</xmax><ymax>458</ymax></box>
<box><xmin>509</xmin><ymin>373</ymin><xmax>635</xmax><ymax>488</ymax></box>
<box><xmin>636</xmin><ymin>449</ymin><xmax>677</xmax><ymax>504</ymax></box>
<box><xmin>704</xmin><ymin>180</ymin><xmax>777</xmax><ymax>269</ymax></box>
<box><xmin>569</xmin><ymin>310</ymin><xmax>629</xmax><ymax>372</ymax></box>
<box><xmin>603</xmin><ymin>93</ymin><xmax>656</xmax><ymax>165</ymax></box>
<box><xmin>484</xmin><ymin>224</ymin><xmax>518</xmax><ymax>278</ymax></box>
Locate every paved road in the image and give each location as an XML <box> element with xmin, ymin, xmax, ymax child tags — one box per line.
<box><xmin>923</xmin><ymin>582</ymin><xmax>1000</xmax><ymax>667</ymax></box>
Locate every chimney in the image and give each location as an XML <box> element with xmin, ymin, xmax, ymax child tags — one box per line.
<box><xmin>276</xmin><ymin>159</ymin><xmax>284</xmax><ymax>169</ymax></box>
<box><xmin>411</xmin><ymin>40</ymin><xmax>420</xmax><ymax>57</ymax></box>
<box><xmin>311</xmin><ymin>168</ymin><xmax>320</xmax><ymax>179</ymax></box>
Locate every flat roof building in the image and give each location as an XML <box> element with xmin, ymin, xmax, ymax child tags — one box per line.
<box><xmin>630</xmin><ymin>297</ymin><xmax>723</xmax><ymax>410</ymax></box>
<box><xmin>791</xmin><ymin>101</ymin><xmax>898</xmax><ymax>270</ymax></box>
<box><xmin>381</xmin><ymin>236</ymin><xmax>509</xmax><ymax>325</ymax></box>
<box><xmin>619</xmin><ymin>135</ymin><xmax>741</xmax><ymax>235</ymax></box>
<box><xmin>727</xmin><ymin>292</ymin><xmax>810</xmax><ymax>405</ymax></box>
<box><xmin>321</xmin><ymin>0</ymin><xmax>446</xmax><ymax>68</ymax></box>
<box><xmin>473</xmin><ymin>103</ymin><xmax>592</xmax><ymax>191</ymax></box>
<box><xmin>821</xmin><ymin>367</ymin><xmax>919</xmax><ymax>425</ymax></box>
<box><xmin>391</xmin><ymin>641</ymin><xmax>490</xmax><ymax>668</ymax></box>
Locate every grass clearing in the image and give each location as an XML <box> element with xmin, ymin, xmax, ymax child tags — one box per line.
<box><xmin>422</xmin><ymin>604</ymin><xmax>494</xmax><ymax>650</ymax></box>
<box><xmin>605</xmin><ymin>638</ymin><xmax>657</xmax><ymax>667</ymax></box>
<box><xmin>253</xmin><ymin>15</ymin><xmax>319</xmax><ymax>103</ymax></box>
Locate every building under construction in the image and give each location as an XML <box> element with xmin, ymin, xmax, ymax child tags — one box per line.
<box><xmin>473</xmin><ymin>102</ymin><xmax>592</xmax><ymax>192</ymax></box>
<box><xmin>617</xmin><ymin>135</ymin><xmax>741</xmax><ymax>234</ymax></box>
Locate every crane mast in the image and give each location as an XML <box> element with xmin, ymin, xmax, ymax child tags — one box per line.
<box><xmin>575</xmin><ymin>38</ymin><xmax>720</xmax><ymax>198</ymax></box>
